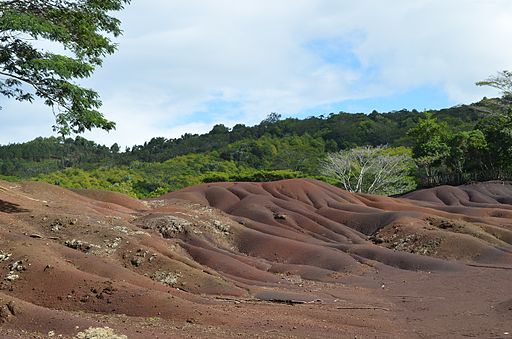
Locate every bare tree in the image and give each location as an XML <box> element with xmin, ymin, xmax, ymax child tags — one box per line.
<box><xmin>475</xmin><ymin>70</ymin><xmax>512</xmax><ymax>116</ymax></box>
<box><xmin>476</xmin><ymin>70</ymin><xmax>512</xmax><ymax>97</ymax></box>
<box><xmin>320</xmin><ymin>145</ymin><xmax>415</xmax><ymax>195</ymax></box>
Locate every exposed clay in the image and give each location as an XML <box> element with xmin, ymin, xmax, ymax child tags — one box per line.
<box><xmin>0</xmin><ymin>179</ymin><xmax>510</xmax><ymax>338</ymax></box>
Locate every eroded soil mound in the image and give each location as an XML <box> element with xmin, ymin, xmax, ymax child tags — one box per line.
<box><xmin>0</xmin><ymin>179</ymin><xmax>511</xmax><ymax>338</ymax></box>
<box><xmin>166</xmin><ymin>179</ymin><xmax>512</xmax><ymax>268</ymax></box>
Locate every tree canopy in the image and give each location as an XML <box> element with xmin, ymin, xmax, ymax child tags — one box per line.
<box><xmin>476</xmin><ymin>70</ymin><xmax>512</xmax><ymax>99</ymax></box>
<box><xmin>1</xmin><ymin>97</ymin><xmax>511</xmax><ymax>197</ymax></box>
<box><xmin>0</xmin><ymin>0</ymin><xmax>130</xmax><ymax>137</ymax></box>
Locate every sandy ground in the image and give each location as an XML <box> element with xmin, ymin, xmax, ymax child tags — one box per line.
<box><xmin>0</xmin><ymin>179</ymin><xmax>510</xmax><ymax>338</ymax></box>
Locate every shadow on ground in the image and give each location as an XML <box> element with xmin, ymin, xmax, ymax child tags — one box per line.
<box><xmin>0</xmin><ymin>199</ymin><xmax>28</xmax><ymax>213</ymax></box>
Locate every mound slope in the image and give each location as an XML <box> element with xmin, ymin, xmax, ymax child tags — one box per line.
<box><xmin>0</xmin><ymin>179</ymin><xmax>511</xmax><ymax>338</ymax></box>
<box><xmin>165</xmin><ymin>179</ymin><xmax>512</xmax><ymax>269</ymax></box>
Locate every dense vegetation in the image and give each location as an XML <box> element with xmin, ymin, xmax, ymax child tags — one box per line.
<box><xmin>0</xmin><ymin>0</ymin><xmax>130</xmax><ymax>136</ymax></box>
<box><xmin>1</xmin><ymin>97</ymin><xmax>511</xmax><ymax>198</ymax></box>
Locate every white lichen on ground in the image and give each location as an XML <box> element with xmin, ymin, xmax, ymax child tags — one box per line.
<box><xmin>152</xmin><ymin>270</ymin><xmax>182</xmax><ymax>287</ymax></box>
<box><xmin>3</xmin><ymin>260</ymin><xmax>26</xmax><ymax>282</ymax></box>
<box><xmin>143</xmin><ymin>215</ymin><xmax>191</xmax><ymax>237</ymax></box>
<box><xmin>74</xmin><ymin>326</ymin><xmax>127</xmax><ymax>339</ymax></box>
<box><xmin>112</xmin><ymin>225</ymin><xmax>149</xmax><ymax>236</ymax></box>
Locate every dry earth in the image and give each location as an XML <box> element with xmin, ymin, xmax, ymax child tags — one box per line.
<box><xmin>0</xmin><ymin>179</ymin><xmax>511</xmax><ymax>338</ymax></box>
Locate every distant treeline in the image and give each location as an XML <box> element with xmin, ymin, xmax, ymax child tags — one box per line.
<box><xmin>1</xmin><ymin>97</ymin><xmax>509</xmax><ymax>197</ymax></box>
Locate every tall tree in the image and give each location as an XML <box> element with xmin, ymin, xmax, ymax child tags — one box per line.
<box><xmin>407</xmin><ymin>112</ymin><xmax>450</xmax><ymax>182</ymax></box>
<box><xmin>0</xmin><ymin>0</ymin><xmax>130</xmax><ymax>137</ymax></box>
<box><xmin>476</xmin><ymin>70</ymin><xmax>512</xmax><ymax>98</ymax></box>
<box><xmin>476</xmin><ymin>71</ymin><xmax>512</xmax><ymax>116</ymax></box>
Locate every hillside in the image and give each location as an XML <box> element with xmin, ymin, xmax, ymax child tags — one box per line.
<box><xmin>2</xmin><ymin>97</ymin><xmax>507</xmax><ymax>198</ymax></box>
<box><xmin>0</xmin><ymin>179</ymin><xmax>511</xmax><ymax>337</ymax></box>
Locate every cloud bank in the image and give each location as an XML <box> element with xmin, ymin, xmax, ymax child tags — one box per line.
<box><xmin>1</xmin><ymin>0</ymin><xmax>511</xmax><ymax>146</ymax></box>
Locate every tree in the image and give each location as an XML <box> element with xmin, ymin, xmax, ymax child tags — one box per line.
<box><xmin>110</xmin><ymin>143</ymin><xmax>120</xmax><ymax>154</ymax></box>
<box><xmin>407</xmin><ymin>112</ymin><xmax>450</xmax><ymax>181</ymax></box>
<box><xmin>261</xmin><ymin>112</ymin><xmax>282</xmax><ymax>124</ymax></box>
<box><xmin>476</xmin><ymin>114</ymin><xmax>512</xmax><ymax>178</ymax></box>
<box><xmin>0</xmin><ymin>0</ymin><xmax>130</xmax><ymax>137</ymax></box>
<box><xmin>209</xmin><ymin>124</ymin><xmax>230</xmax><ymax>135</ymax></box>
<box><xmin>476</xmin><ymin>70</ymin><xmax>512</xmax><ymax>98</ymax></box>
<box><xmin>320</xmin><ymin>145</ymin><xmax>416</xmax><ymax>196</ymax></box>
<box><xmin>447</xmin><ymin>130</ymin><xmax>487</xmax><ymax>178</ymax></box>
<box><xmin>475</xmin><ymin>71</ymin><xmax>512</xmax><ymax>116</ymax></box>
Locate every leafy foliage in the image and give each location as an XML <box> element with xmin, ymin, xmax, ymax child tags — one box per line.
<box><xmin>1</xmin><ymin>96</ymin><xmax>511</xmax><ymax>197</ymax></box>
<box><xmin>0</xmin><ymin>0</ymin><xmax>130</xmax><ymax>136</ymax></box>
<box><xmin>476</xmin><ymin>70</ymin><xmax>512</xmax><ymax>98</ymax></box>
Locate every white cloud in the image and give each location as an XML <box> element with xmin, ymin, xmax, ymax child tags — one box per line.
<box><xmin>2</xmin><ymin>0</ymin><xmax>511</xmax><ymax>146</ymax></box>
<box><xmin>0</xmin><ymin>101</ymin><xmax>54</xmax><ymax>145</ymax></box>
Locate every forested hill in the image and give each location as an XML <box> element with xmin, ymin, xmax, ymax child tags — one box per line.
<box><xmin>2</xmin><ymin>100</ymin><xmax>482</xmax><ymax>165</ymax></box>
<box><xmin>125</xmin><ymin>103</ymin><xmax>480</xmax><ymax>163</ymax></box>
<box><xmin>0</xmin><ymin>97</ymin><xmax>508</xmax><ymax>198</ymax></box>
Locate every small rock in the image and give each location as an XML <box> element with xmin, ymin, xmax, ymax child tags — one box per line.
<box><xmin>6</xmin><ymin>301</ymin><xmax>17</xmax><ymax>315</ymax></box>
<box><xmin>131</xmin><ymin>257</ymin><xmax>143</xmax><ymax>267</ymax></box>
<box><xmin>0</xmin><ymin>305</ymin><xmax>12</xmax><ymax>323</ymax></box>
<box><xmin>10</xmin><ymin>261</ymin><xmax>25</xmax><ymax>272</ymax></box>
<box><xmin>152</xmin><ymin>271</ymin><xmax>181</xmax><ymax>287</ymax></box>
<box><xmin>0</xmin><ymin>302</ymin><xmax>17</xmax><ymax>323</ymax></box>
<box><xmin>5</xmin><ymin>273</ymin><xmax>19</xmax><ymax>281</ymax></box>
<box><xmin>0</xmin><ymin>252</ymin><xmax>11</xmax><ymax>262</ymax></box>
<box><xmin>213</xmin><ymin>220</ymin><xmax>230</xmax><ymax>233</ymax></box>
<box><xmin>273</xmin><ymin>213</ymin><xmax>287</xmax><ymax>220</ymax></box>
<box><xmin>143</xmin><ymin>216</ymin><xmax>191</xmax><ymax>238</ymax></box>
<box><xmin>64</xmin><ymin>239</ymin><xmax>93</xmax><ymax>252</ymax></box>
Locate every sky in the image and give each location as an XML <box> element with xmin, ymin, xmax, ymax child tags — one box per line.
<box><xmin>1</xmin><ymin>0</ymin><xmax>512</xmax><ymax>147</ymax></box>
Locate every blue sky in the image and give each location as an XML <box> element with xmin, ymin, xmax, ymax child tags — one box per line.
<box><xmin>1</xmin><ymin>0</ymin><xmax>511</xmax><ymax>147</ymax></box>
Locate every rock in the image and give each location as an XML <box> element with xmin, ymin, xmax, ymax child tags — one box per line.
<box><xmin>5</xmin><ymin>273</ymin><xmax>19</xmax><ymax>281</ymax></box>
<box><xmin>64</xmin><ymin>239</ymin><xmax>96</xmax><ymax>252</ymax></box>
<box><xmin>130</xmin><ymin>257</ymin><xmax>143</xmax><ymax>267</ymax></box>
<box><xmin>143</xmin><ymin>216</ymin><xmax>191</xmax><ymax>238</ymax></box>
<box><xmin>50</xmin><ymin>219</ymin><xmax>63</xmax><ymax>232</ymax></box>
<box><xmin>10</xmin><ymin>261</ymin><xmax>25</xmax><ymax>272</ymax></box>
<box><xmin>65</xmin><ymin>239</ymin><xmax>84</xmax><ymax>249</ymax></box>
<box><xmin>7</xmin><ymin>301</ymin><xmax>18</xmax><ymax>315</ymax></box>
<box><xmin>0</xmin><ymin>301</ymin><xmax>18</xmax><ymax>322</ymax></box>
<box><xmin>273</xmin><ymin>213</ymin><xmax>287</xmax><ymax>220</ymax></box>
<box><xmin>0</xmin><ymin>252</ymin><xmax>11</xmax><ymax>262</ymax></box>
<box><xmin>0</xmin><ymin>306</ymin><xmax>10</xmax><ymax>322</ymax></box>
<box><xmin>152</xmin><ymin>271</ymin><xmax>181</xmax><ymax>287</ymax></box>
<box><xmin>213</xmin><ymin>220</ymin><xmax>230</xmax><ymax>233</ymax></box>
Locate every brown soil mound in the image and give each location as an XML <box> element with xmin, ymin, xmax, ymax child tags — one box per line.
<box><xmin>1</xmin><ymin>179</ymin><xmax>511</xmax><ymax>338</ymax></box>
<box><xmin>165</xmin><ymin>179</ymin><xmax>512</xmax><ymax>268</ymax></box>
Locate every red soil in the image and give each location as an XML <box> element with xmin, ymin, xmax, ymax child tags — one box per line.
<box><xmin>0</xmin><ymin>179</ymin><xmax>511</xmax><ymax>338</ymax></box>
